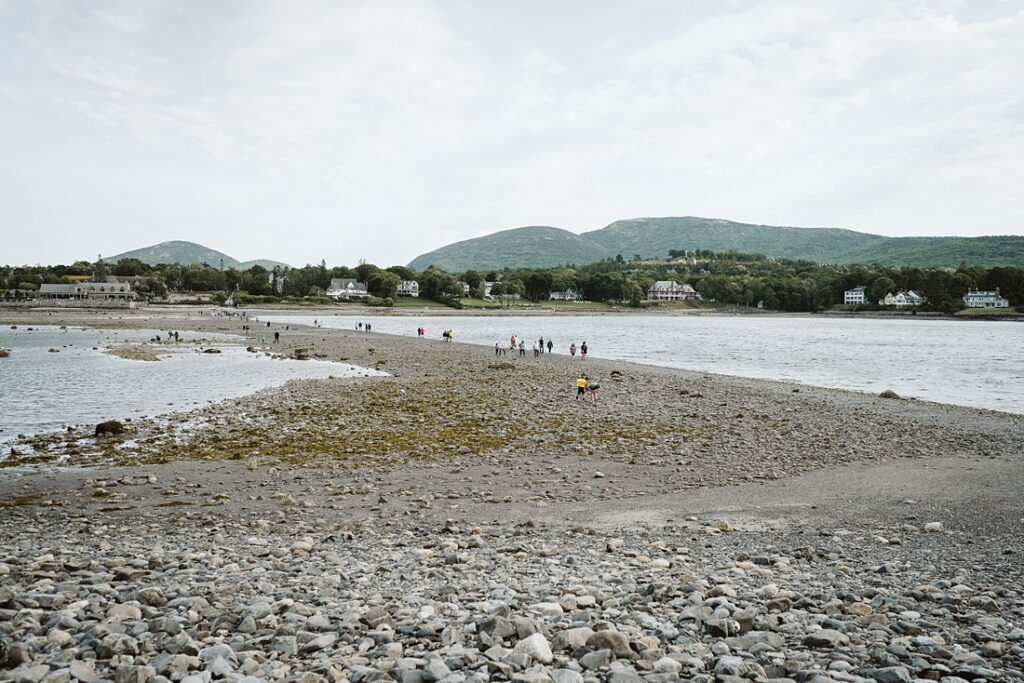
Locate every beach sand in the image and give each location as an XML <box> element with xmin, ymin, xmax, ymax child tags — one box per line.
<box><xmin>1</xmin><ymin>306</ymin><xmax>1022</xmax><ymax>682</ymax></box>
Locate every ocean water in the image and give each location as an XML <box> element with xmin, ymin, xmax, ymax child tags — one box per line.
<box><xmin>263</xmin><ymin>313</ymin><xmax>1024</xmax><ymax>414</ymax></box>
<box><xmin>0</xmin><ymin>325</ymin><xmax>380</xmax><ymax>443</ymax></box>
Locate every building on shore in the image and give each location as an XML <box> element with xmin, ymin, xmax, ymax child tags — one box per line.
<box><xmin>647</xmin><ymin>280</ymin><xmax>701</xmax><ymax>301</ymax></box>
<box><xmin>397</xmin><ymin>280</ymin><xmax>419</xmax><ymax>297</ymax></box>
<box><xmin>38</xmin><ymin>282</ymin><xmax>135</xmax><ymax>302</ymax></box>
<box><xmin>549</xmin><ymin>289</ymin><xmax>582</xmax><ymax>301</ymax></box>
<box><xmin>879</xmin><ymin>290</ymin><xmax>925</xmax><ymax>308</ymax></box>
<box><xmin>963</xmin><ymin>289</ymin><xmax>1009</xmax><ymax>308</ymax></box>
<box><xmin>325</xmin><ymin>278</ymin><xmax>369</xmax><ymax>299</ymax></box>
<box><xmin>843</xmin><ymin>286</ymin><xmax>867</xmax><ymax>305</ymax></box>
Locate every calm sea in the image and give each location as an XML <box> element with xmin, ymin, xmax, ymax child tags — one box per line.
<box><xmin>0</xmin><ymin>326</ymin><xmax>380</xmax><ymax>444</ymax></box>
<box><xmin>264</xmin><ymin>313</ymin><xmax>1024</xmax><ymax>414</ymax></box>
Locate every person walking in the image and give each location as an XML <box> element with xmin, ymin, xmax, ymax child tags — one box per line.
<box><xmin>575</xmin><ymin>374</ymin><xmax>588</xmax><ymax>400</ymax></box>
<box><xmin>547</xmin><ymin>339</ymin><xmax>553</xmax><ymax>353</ymax></box>
<box><xmin>495</xmin><ymin>342</ymin><xmax>500</xmax><ymax>356</ymax></box>
<box><xmin>518</xmin><ymin>340</ymin><xmax>526</xmax><ymax>356</ymax></box>
<box><xmin>273</xmin><ymin>331</ymin><xmax>280</xmax><ymax>343</ymax></box>
<box><xmin>533</xmin><ymin>340</ymin><xmax>540</xmax><ymax>357</ymax></box>
<box><xmin>580</xmin><ymin>341</ymin><xmax>588</xmax><ymax>360</ymax></box>
<box><xmin>569</xmin><ymin>342</ymin><xmax>577</xmax><ymax>358</ymax></box>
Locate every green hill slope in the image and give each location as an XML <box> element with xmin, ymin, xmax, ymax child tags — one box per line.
<box><xmin>407</xmin><ymin>226</ymin><xmax>611</xmax><ymax>271</ymax></box>
<box><xmin>583</xmin><ymin>217</ymin><xmax>891</xmax><ymax>262</ymax></box>
<box><xmin>107</xmin><ymin>241</ymin><xmax>289</xmax><ymax>269</ymax></box>
<box><xmin>408</xmin><ymin>217</ymin><xmax>1024</xmax><ymax>270</ymax></box>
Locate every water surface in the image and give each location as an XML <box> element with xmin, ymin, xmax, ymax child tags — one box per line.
<box><xmin>0</xmin><ymin>326</ymin><xmax>379</xmax><ymax>442</ymax></box>
<box><xmin>264</xmin><ymin>313</ymin><xmax>1024</xmax><ymax>414</ymax></box>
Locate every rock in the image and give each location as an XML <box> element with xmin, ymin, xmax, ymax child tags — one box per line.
<box><xmin>422</xmin><ymin>659</ymin><xmax>451</xmax><ymax>682</ymax></box>
<box><xmin>549</xmin><ymin>671</ymin><xmax>583</xmax><ymax>683</ymax></box>
<box><xmin>879</xmin><ymin>389</ymin><xmax>901</xmax><ymax>399</ymax></box>
<box><xmin>95</xmin><ymin>420</ymin><xmax>126</xmax><ymax>437</ymax></box>
<box><xmin>585</xmin><ymin>630</ymin><xmax>633</xmax><ymax>659</ymax></box>
<box><xmin>714</xmin><ymin>656</ymin><xmax>747</xmax><ymax>677</ymax></box>
<box><xmin>872</xmin><ymin>666</ymin><xmax>912</xmax><ymax>683</ymax></box>
<box><xmin>114</xmin><ymin>667</ymin><xmax>156</xmax><ymax>683</ymax></box>
<box><xmin>803</xmin><ymin>629</ymin><xmax>849</xmax><ymax>648</ymax></box>
<box><xmin>924</xmin><ymin>522</ymin><xmax>944</xmax><ymax>532</ymax></box>
<box><xmin>69</xmin><ymin>662</ymin><xmax>98</xmax><ymax>683</ymax></box>
<box><xmin>301</xmin><ymin>634</ymin><xmax>336</xmax><ymax>652</ymax></box>
<box><xmin>653</xmin><ymin>657</ymin><xmax>682</xmax><ymax>674</ymax></box>
<box><xmin>512</xmin><ymin>633</ymin><xmax>553</xmax><ymax>664</ymax></box>
<box><xmin>553</xmin><ymin>627</ymin><xmax>594</xmax><ymax>651</ymax></box>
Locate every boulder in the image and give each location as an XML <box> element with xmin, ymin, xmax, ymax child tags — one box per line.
<box><xmin>96</xmin><ymin>420</ymin><xmax>126</xmax><ymax>437</ymax></box>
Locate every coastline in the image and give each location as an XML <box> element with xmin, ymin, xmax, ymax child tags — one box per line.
<box><xmin>1</xmin><ymin>306</ymin><xmax>1023</xmax><ymax>682</ymax></box>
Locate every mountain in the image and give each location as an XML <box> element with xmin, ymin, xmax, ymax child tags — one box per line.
<box><xmin>407</xmin><ymin>226</ymin><xmax>611</xmax><ymax>271</ymax></box>
<box><xmin>106</xmin><ymin>241</ymin><xmax>290</xmax><ymax>269</ymax></box>
<box><xmin>407</xmin><ymin>217</ymin><xmax>1024</xmax><ymax>270</ymax></box>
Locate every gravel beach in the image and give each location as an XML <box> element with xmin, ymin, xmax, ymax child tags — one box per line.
<box><xmin>1</xmin><ymin>307</ymin><xmax>1022</xmax><ymax>683</ymax></box>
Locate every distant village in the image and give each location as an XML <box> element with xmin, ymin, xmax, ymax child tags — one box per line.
<box><xmin>1</xmin><ymin>248</ymin><xmax>1020</xmax><ymax>314</ymax></box>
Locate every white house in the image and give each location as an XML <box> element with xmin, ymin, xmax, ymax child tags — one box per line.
<box><xmin>963</xmin><ymin>289</ymin><xmax>1009</xmax><ymax>308</ymax></box>
<box><xmin>397</xmin><ymin>280</ymin><xmax>419</xmax><ymax>297</ymax></box>
<box><xmin>843</xmin><ymin>286</ymin><xmax>867</xmax><ymax>305</ymax></box>
<box><xmin>647</xmin><ymin>280</ymin><xmax>700</xmax><ymax>301</ymax></box>
<box><xmin>482</xmin><ymin>281</ymin><xmax>494</xmax><ymax>299</ymax></box>
<box><xmin>325</xmin><ymin>278</ymin><xmax>369</xmax><ymax>299</ymax></box>
<box><xmin>549</xmin><ymin>289</ymin><xmax>582</xmax><ymax>301</ymax></box>
<box><xmin>879</xmin><ymin>290</ymin><xmax>924</xmax><ymax>308</ymax></box>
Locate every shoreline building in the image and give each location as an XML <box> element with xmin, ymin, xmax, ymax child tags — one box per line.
<box><xmin>397</xmin><ymin>280</ymin><xmax>419</xmax><ymax>297</ymax></box>
<box><xmin>879</xmin><ymin>290</ymin><xmax>925</xmax><ymax>308</ymax></box>
<box><xmin>549</xmin><ymin>289</ymin><xmax>583</xmax><ymax>301</ymax></box>
<box><xmin>963</xmin><ymin>289</ymin><xmax>1009</xmax><ymax>308</ymax></box>
<box><xmin>647</xmin><ymin>280</ymin><xmax>701</xmax><ymax>301</ymax></box>
<box><xmin>843</xmin><ymin>286</ymin><xmax>867</xmax><ymax>305</ymax></box>
<box><xmin>325</xmin><ymin>278</ymin><xmax>369</xmax><ymax>299</ymax></box>
<box><xmin>38</xmin><ymin>282</ymin><xmax>135</xmax><ymax>302</ymax></box>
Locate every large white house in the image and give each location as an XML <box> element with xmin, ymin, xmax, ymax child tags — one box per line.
<box><xmin>647</xmin><ymin>280</ymin><xmax>700</xmax><ymax>301</ymax></box>
<box><xmin>879</xmin><ymin>290</ymin><xmax>925</xmax><ymax>308</ymax></box>
<box><xmin>325</xmin><ymin>278</ymin><xmax>369</xmax><ymax>299</ymax></box>
<box><xmin>549</xmin><ymin>289</ymin><xmax>582</xmax><ymax>301</ymax></box>
<box><xmin>843</xmin><ymin>286</ymin><xmax>867</xmax><ymax>305</ymax></box>
<box><xmin>397</xmin><ymin>280</ymin><xmax>419</xmax><ymax>297</ymax></box>
<box><xmin>963</xmin><ymin>289</ymin><xmax>1009</xmax><ymax>308</ymax></box>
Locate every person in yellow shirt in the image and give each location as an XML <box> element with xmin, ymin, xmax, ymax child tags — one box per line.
<box><xmin>575</xmin><ymin>374</ymin><xmax>588</xmax><ymax>400</ymax></box>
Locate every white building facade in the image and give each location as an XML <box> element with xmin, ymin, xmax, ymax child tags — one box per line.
<box><xmin>397</xmin><ymin>280</ymin><xmax>419</xmax><ymax>297</ymax></box>
<box><xmin>325</xmin><ymin>278</ymin><xmax>369</xmax><ymax>299</ymax></box>
<box><xmin>844</xmin><ymin>286</ymin><xmax>867</xmax><ymax>305</ymax></box>
<box><xmin>963</xmin><ymin>290</ymin><xmax>1009</xmax><ymax>308</ymax></box>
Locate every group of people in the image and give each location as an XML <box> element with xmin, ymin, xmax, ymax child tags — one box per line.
<box><xmin>575</xmin><ymin>374</ymin><xmax>600</xmax><ymax>402</ymax></box>
<box><xmin>569</xmin><ymin>341</ymin><xmax>588</xmax><ymax>359</ymax></box>
<box><xmin>441</xmin><ymin>329</ymin><xmax>454</xmax><ymax>342</ymax></box>
<box><xmin>356</xmin><ymin>322</ymin><xmax>373</xmax><ymax>331</ymax></box>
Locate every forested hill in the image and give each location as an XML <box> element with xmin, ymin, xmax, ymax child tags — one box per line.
<box><xmin>408</xmin><ymin>216</ymin><xmax>1024</xmax><ymax>271</ymax></box>
<box><xmin>408</xmin><ymin>226</ymin><xmax>611</xmax><ymax>271</ymax></box>
<box><xmin>107</xmin><ymin>240</ymin><xmax>290</xmax><ymax>269</ymax></box>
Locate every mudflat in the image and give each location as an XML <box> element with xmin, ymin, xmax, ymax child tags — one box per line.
<box><xmin>1</xmin><ymin>306</ymin><xmax>1022</xmax><ymax>683</ymax></box>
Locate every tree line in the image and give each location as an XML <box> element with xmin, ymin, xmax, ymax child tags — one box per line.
<box><xmin>2</xmin><ymin>250</ymin><xmax>1021</xmax><ymax>312</ymax></box>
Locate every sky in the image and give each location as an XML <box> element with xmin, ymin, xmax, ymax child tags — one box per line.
<box><xmin>2</xmin><ymin>0</ymin><xmax>1023</xmax><ymax>267</ymax></box>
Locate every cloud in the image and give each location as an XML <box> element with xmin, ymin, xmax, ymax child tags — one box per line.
<box><xmin>1</xmin><ymin>0</ymin><xmax>1022</xmax><ymax>266</ymax></box>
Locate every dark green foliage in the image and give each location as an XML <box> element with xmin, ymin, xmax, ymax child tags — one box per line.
<box><xmin>408</xmin><ymin>226</ymin><xmax>611</xmax><ymax>271</ymax></box>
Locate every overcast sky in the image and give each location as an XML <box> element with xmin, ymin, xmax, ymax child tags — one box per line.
<box><xmin>2</xmin><ymin>0</ymin><xmax>1023</xmax><ymax>267</ymax></box>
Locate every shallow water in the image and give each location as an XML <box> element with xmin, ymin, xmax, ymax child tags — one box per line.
<box><xmin>0</xmin><ymin>326</ymin><xmax>379</xmax><ymax>442</ymax></box>
<box><xmin>264</xmin><ymin>313</ymin><xmax>1024</xmax><ymax>414</ymax></box>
